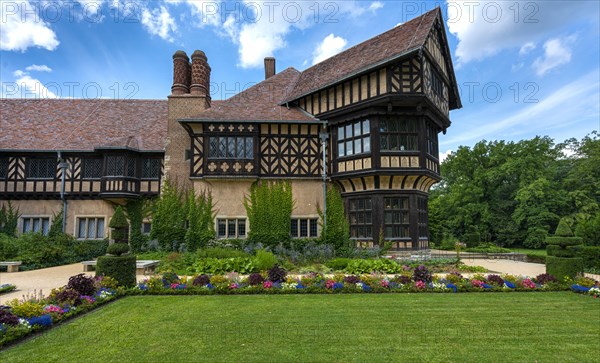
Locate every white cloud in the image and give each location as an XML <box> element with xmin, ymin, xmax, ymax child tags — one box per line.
<box><xmin>0</xmin><ymin>0</ymin><xmax>59</xmax><ymax>52</ymax></box>
<box><xmin>439</xmin><ymin>150</ymin><xmax>453</xmax><ymax>162</ymax></box>
<box><xmin>312</xmin><ymin>34</ymin><xmax>347</xmax><ymax>65</ymax></box>
<box><xmin>13</xmin><ymin>73</ymin><xmax>58</xmax><ymax>99</ymax></box>
<box><xmin>532</xmin><ymin>36</ymin><xmax>575</xmax><ymax>76</ymax></box>
<box><xmin>368</xmin><ymin>2</ymin><xmax>384</xmax><ymax>12</ymax></box>
<box><xmin>25</xmin><ymin>64</ymin><xmax>53</xmax><ymax>72</ymax></box>
<box><xmin>442</xmin><ymin>70</ymin><xmax>600</xmax><ymax>146</ymax></box>
<box><xmin>141</xmin><ymin>5</ymin><xmax>177</xmax><ymax>42</ymax></box>
<box><xmin>446</xmin><ymin>1</ymin><xmax>595</xmax><ymax>65</ymax></box>
<box><xmin>519</xmin><ymin>42</ymin><xmax>536</xmax><ymax>56</ymax></box>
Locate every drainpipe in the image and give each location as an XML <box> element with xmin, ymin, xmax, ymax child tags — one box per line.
<box><xmin>58</xmin><ymin>152</ymin><xmax>69</xmax><ymax>233</ymax></box>
<box><xmin>319</xmin><ymin>122</ymin><xmax>329</xmax><ymax>239</ymax></box>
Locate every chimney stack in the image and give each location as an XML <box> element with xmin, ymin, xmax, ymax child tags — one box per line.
<box><xmin>171</xmin><ymin>50</ymin><xmax>190</xmax><ymax>95</ymax></box>
<box><xmin>264</xmin><ymin>57</ymin><xmax>275</xmax><ymax>79</ymax></box>
<box><xmin>190</xmin><ymin>50</ymin><xmax>211</xmax><ymax>98</ymax></box>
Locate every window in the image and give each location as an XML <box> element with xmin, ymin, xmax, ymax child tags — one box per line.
<box><xmin>0</xmin><ymin>157</ymin><xmax>8</xmax><ymax>179</ymax></box>
<box><xmin>208</xmin><ymin>137</ymin><xmax>253</xmax><ymax>159</ymax></box>
<box><xmin>380</xmin><ymin>117</ymin><xmax>419</xmax><ymax>152</ymax></box>
<box><xmin>431</xmin><ymin>70</ymin><xmax>444</xmax><ymax>98</ymax></box>
<box><xmin>290</xmin><ymin>218</ymin><xmax>319</xmax><ymax>238</ymax></box>
<box><xmin>383</xmin><ymin>197</ymin><xmax>410</xmax><ymax>238</ymax></box>
<box><xmin>21</xmin><ymin>217</ymin><xmax>50</xmax><ymax>235</ymax></box>
<box><xmin>82</xmin><ymin>158</ymin><xmax>103</xmax><ymax>179</ymax></box>
<box><xmin>27</xmin><ymin>158</ymin><xmax>56</xmax><ymax>179</ymax></box>
<box><xmin>142</xmin><ymin>159</ymin><xmax>161</xmax><ymax>179</ymax></box>
<box><xmin>418</xmin><ymin>196</ymin><xmax>428</xmax><ymax>238</ymax></box>
<box><xmin>106</xmin><ymin>156</ymin><xmax>125</xmax><ymax>176</ymax></box>
<box><xmin>217</xmin><ymin>218</ymin><xmax>247</xmax><ymax>238</ymax></box>
<box><xmin>76</xmin><ymin>217</ymin><xmax>105</xmax><ymax>239</ymax></box>
<box><xmin>426</xmin><ymin>123</ymin><xmax>438</xmax><ymax>157</ymax></box>
<box><xmin>142</xmin><ymin>222</ymin><xmax>152</xmax><ymax>235</ymax></box>
<box><xmin>349</xmin><ymin>198</ymin><xmax>373</xmax><ymax>238</ymax></box>
<box><xmin>337</xmin><ymin>119</ymin><xmax>370</xmax><ymax>157</ymax></box>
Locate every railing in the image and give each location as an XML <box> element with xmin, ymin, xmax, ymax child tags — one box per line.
<box><xmin>100</xmin><ymin>176</ymin><xmax>140</xmax><ymax>196</ymax></box>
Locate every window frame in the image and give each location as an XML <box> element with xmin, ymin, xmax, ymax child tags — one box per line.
<box><xmin>337</xmin><ymin>119</ymin><xmax>371</xmax><ymax>158</ymax></box>
<box><xmin>76</xmin><ymin>216</ymin><xmax>106</xmax><ymax>240</ymax></box>
<box><xmin>207</xmin><ymin>136</ymin><xmax>254</xmax><ymax>160</ymax></box>
<box><xmin>383</xmin><ymin>197</ymin><xmax>411</xmax><ymax>239</ymax></box>
<box><xmin>82</xmin><ymin>157</ymin><xmax>103</xmax><ymax>180</ymax></box>
<box><xmin>348</xmin><ymin>198</ymin><xmax>373</xmax><ymax>239</ymax></box>
<box><xmin>26</xmin><ymin>157</ymin><xmax>56</xmax><ymax>180</ymax></box>
<box><xmin>0</xmin><ymin>157</ymin><xmax>8</xmax><ymax>180</ymax></box>
<box><xmin>379</xmin><ymin>117</ymin><xmax>420</xmax><ymax>153</ymax></box>
<box><xmin>20</xmin><ymin>216</ymin><xmax>51</xmax><ymax>235</ymax></box>
<box><xmin>426</xmin><ymin>122</ymin><xmax>439</xmax><ymax>158</ymax></box>
<box><xmin>141</xmin><ymin>158</ymin><xmax>161</xmax><ymax>180</ymax></box>
<box><xmin>216</xmin><ymin>218</ymin><xmax>247</xmax><ymax>239</ymax></box>
<box><xmin>290</xmin><ymin>217</ymin><xmax>319</xmax><ymax>238</ymax></box>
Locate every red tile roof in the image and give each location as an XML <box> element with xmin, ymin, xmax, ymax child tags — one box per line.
<box><xmin>0</xmin><ymin>99</ymin><xmax>168</xmax><ymax>152</ymax></box>
<box><xmin>285</xmin><ymin>8</ymin><xmax>439</xmax><ymax>102</ymax></box>
<box><xmin>184</xmin><ymin>68</ymin><xmax>317</xmax><ymax>123</ymax></box>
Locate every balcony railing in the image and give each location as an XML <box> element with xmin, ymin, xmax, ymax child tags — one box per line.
<box><xmin>100</xmin><ymin>176</ymin><xmax>140</xmax><ymax>196</ymax></box>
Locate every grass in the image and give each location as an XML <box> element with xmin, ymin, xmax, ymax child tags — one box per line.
<box><xmin>2</xmin><ymin>293</ymin><xmax>599</xmax><ymax>362</ymax></box>
<box><xmin>509</xmin><ymin>248</ymin><xmax>547</xmax><ymax>257</ymax></box>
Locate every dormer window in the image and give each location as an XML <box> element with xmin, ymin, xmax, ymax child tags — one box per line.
<box><xmin>337</xmin><ymin>119</ymin><xmax>370</xmax><ymax>158</ymax></box>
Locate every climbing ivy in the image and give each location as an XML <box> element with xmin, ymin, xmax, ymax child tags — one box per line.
<box><xmin>318</xmin><ymin>185</ymin><xmax>351</xmax><ymax>252</ymax></box>
<box><xmin>150</xmin><ymin>179</ymin><xmax>187</xmax><ymax>251</ymax></box>
<box><xmin>244</xmin><ymin>180</ymin><xmax>294</xmax><ymax>248</ymax></box>
<box><xmin>185</xmin><ymin>190</ymin><xmax>216</xmax><ymax>252</ymax></box>
<box><xmin>124</xmin><ymin>199</ymin><xmax>150</xmax><ymax>253</ymax></box>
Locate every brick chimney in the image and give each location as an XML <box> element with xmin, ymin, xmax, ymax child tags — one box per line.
<box><xmin>190</xmin><ymin>50</ymin><xmax>211</xmax><ymax>99</ymax></box>
<box><xmin>166</xmin><ymin>49</ymin><xmax>211</xmax><ymax>187</ymax></box>
<box><xmin>264</xmin><ymin>57</ymin><xmax>275</xmax><ymax>79</ymax></box>
<box><xmin>171</xmin><ymin>50</ymin><xmax>190</xmax><ymax>95</ymax></box>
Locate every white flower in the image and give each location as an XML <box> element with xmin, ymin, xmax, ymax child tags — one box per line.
<box><xmin>18</xmin><ymin>319</ymin><xmax>31</xmax><ymax>329</ymax></box>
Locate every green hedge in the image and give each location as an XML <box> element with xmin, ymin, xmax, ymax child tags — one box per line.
<box><xmin>545</xmin><ymin>256</ymin><xmax>583</xmax><ymax>280</ymax></box>
<box><xmin>546</xmin><ymin>245</ymin><xmax>576</xmax><ymax>258</ymax></box>
<box><xmin>571</xmin><ymin>246</ymin><xmax>600</xmax><ymax>271</ymax></box>
<box><xmin>545</xmin><ymin>236</ymin><xmax>583</xmax><ymax>247</ymax></box>
<box><xmin>96</xmin><ymin>254</ymin><xmax>136</xmax><ymax>287</ymax></box>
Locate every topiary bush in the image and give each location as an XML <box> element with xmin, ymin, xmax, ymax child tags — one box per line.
<box><xmin>107</xmin><ymin>243</ymin><xmax>130</xmax><ymax>256</ymax></box>
<box><xmin>109</xmin><ymin>206</ymin><xmax>129</xmax><ymax>244</ymax></box>
<box><xmin>545</xmin><ymin>218</ymin><xmax>584</xmax><ymax>279</ymax></box>
<box><xmin>96</xmin><ymin>254</ymin><xmax>136</xmax><ymax>287</ymax></box>
<box><xmin>67</xmin><ymin>273</ymin><xmax>97</xmax><ymax>296</ymax></box>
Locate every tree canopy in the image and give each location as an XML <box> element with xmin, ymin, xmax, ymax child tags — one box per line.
<box><xmin>430</xmin><ymin>132</ymin><xmax>600</xmax><ymax>248</ymax></box>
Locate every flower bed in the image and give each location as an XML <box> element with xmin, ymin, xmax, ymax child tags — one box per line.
<box><xmin>0</xmin><ymin>275</ymin><xmax>122</xmax><ymax>348</ymax></box>
<box><xmin>131</xmin><ymin>266</ymin><xmax>584</xmax><ymax>296</ymax></box>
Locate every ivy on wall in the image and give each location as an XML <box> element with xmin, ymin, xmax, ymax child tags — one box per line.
<box><xmin>185</xmin><ymin>190</ymin><xmax>215</xmax><ymax>251</ymax></box>
<box><xmin>319</xmin><ymin>185</ymin><xmax>351</xmax><ymax>252</ymax></box>
<box><xmin>244</xmin><ymin>180</ymin><xmax>295</xmax><ymax>248</ymax></box>
<box><xmin>124</xmin><ymin>199</ymin><xmax>150</xmax><ymax>253</ymax></box>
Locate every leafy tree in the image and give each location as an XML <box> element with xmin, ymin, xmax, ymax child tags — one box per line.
<box><xmin>124</xmin><ymin>199</ymin><xmax>151</xmax><ymax>253</ymax></box>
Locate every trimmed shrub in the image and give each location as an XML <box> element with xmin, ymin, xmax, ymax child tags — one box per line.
<box><xmin>546</xmin><ymin>245</ymin><xmax>576</xmax><ymax>258</ymax></box>
<box><xmin>462</xmin><ymin>230</ymin><xmax>481</xmax><ymax>248</ymax></box>
<box><xmin>107</xmin><ymin>243</ymin><xmax>130</xmax><ymax>256</ymax></box>
<box><xmin>573</xmin><ymin>246</ymin><xmax>600</xmax><ymax>271</ymax></box>
<box><xmin>109</xmin><ymin>206</ymin><xmax>129</xmax><ymax>244</ymax></box>
<box><xmin>554</xmin><ymin>218</ymin><xmax>573</xmax><ymax>237</ymax></box>
<box><xmin>67</xmin><ymin>273</ymin><xmax>97</xmax><ymax>296</ymax></box>
<box><xmin>545</xmin><ymin>236</ymin><xmax>583</xmax><ymax>247</ymax></box>
<box><xmin>96</xmin><ymin>254</ymin><xmax>136</xmax><ymax>287</ymax></box>
<box><xmin>546</xmin><ymin>256</ymin><xmax>583</xmax><ymax>281</ymax></box>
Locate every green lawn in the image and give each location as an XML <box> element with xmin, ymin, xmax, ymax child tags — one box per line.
<box><xmin>2</xmin><ymin>293</ymin><xmax>598</xmax><ymax>362</ymax></box>
<box><xmin>509</xmin><ymin>248</ymin><xmax>547</xmax><ymax>257</ymax></box>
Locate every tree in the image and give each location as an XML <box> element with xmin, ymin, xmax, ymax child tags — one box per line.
<box><xmin>184</xmin><ymin>190</ymin><xmax>215</xmax><ymax>251</ymax></box>
<box><xmin>150</xmin><ymin>179</ymin><xmax>187</xmax><ymax>251</ymax></box>
<box><xmin>318</xmin><ymin>185</ymin><xmax>350</xmax><ymax>251</ymax></box>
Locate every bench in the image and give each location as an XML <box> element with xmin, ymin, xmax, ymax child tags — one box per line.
<box><xmin>82</xmin><ymin>259</ymin><xmax>160</xmax><ymax>275</ymax></box>
<box><xmin>0</xmin><ymin>261</ymin><xmax>22</xmax><ymax>273</ymax></box>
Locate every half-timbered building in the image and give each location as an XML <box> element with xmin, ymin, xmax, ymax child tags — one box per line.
<box><xmin>1</xmin><ymin>8</ymin><xmax>460</xmax><ymax>250</ymax></box>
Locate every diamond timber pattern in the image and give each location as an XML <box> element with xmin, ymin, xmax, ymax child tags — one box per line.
<box><xmin>260</xmin><ymin>124</ymin><xmax>321</xmax><ymax>177</ymax></box>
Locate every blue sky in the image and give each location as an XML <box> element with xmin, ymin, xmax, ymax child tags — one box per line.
<box><xmin>1</xmin><ymin>1</ymin><xmax>599</xmax><ymax>158</ymax></box>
